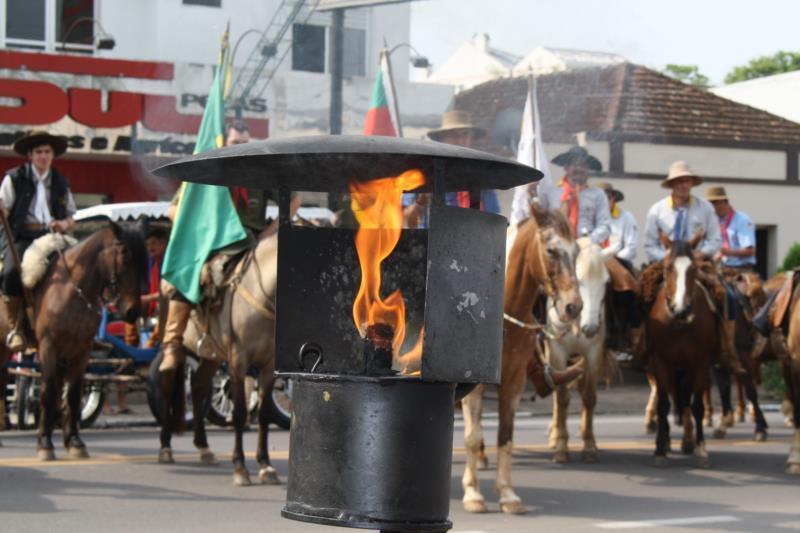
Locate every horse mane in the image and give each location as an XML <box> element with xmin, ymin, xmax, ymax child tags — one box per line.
<box><xmin>531</xmin><ymin>205</ymin><xmax>572</xmax><ymax>240</ymax></box>
<box><xmin>669</xmin><ymin>240</ymin><xmax>695</xmax><ymax>260</ymax></box>
<box><xmin>575</xmin><ymin>238</ymin><xmax>607</xmax><ymax>281</ymax></box>
<box><xmin>116</xmin><ymin>224</ymin><xmax>148</xmax><ymax>285</ymax></box>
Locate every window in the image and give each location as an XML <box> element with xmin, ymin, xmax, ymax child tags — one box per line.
<box><xmin>57</xmin><ymin>0</ymin><xmax>95</xmax><ymax>48</ymax></box>
<box><xmin>342</xmin><ymin>27</ymin><xmax>365</xmax><ymax>77</ymax></box>
<box><xmin>292</xmin><ymin>23</ymin><xmax>326</xmax><ymax>74</ymax></box>
<box><xmin>5</xmin><ymin>0</ymin><xmax>46</xmax><ymax>46</ymax></box>
<box><xmin>183</xmin><ymin>0</ymin><xmax>222</xmax><ymax>6</ymax></box>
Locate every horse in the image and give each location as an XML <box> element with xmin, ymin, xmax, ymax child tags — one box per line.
<box><xmin>647</xmin><ymin>234</ymin><xmax>715</xmax><ymax>468</ymax></box>
<box><xmin>546</xmin><ymin>238</ymin><xmax>618</xmax><ymax>463</ymax></box>
<box><xmin>0</xmin><ymin>223</ymin><xmax>146</xmax><ymax>459</ymax></box>
<box><xmin>157</xmin><ymin>230</ymin><xmax>280</xmax><ymax>486</ymax></box>
<box><xmin>461</xmin><ymin>205</ymin><xmax>583</xmax><ymax>515</ymax></box>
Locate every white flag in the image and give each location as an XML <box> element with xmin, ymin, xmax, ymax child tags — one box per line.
<box><xmin>509</xmin><ymin>75</ymin><xmax>552</xmax><ymax>226</ymax></box>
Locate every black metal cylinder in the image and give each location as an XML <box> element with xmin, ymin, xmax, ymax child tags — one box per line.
<box><xmin>281</xmin><ymin>373</ymin><xmax>455</xmax><ymax>531</ymax></box>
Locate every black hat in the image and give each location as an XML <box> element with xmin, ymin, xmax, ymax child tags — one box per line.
<box><xmin>551</xmin><ymin>146</ymin><xmax>602</xmax><ymax>172</ymax></box>
<box><xmin>13</xmin><ymin>130</ymin><xmax>68</xmax><ymax>157</ymax></box>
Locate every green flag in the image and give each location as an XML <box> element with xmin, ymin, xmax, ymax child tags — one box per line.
<box><xmin>161</xmin><ymin>25</ymin><xmax>246</xmax><ymax>304</ymax></box>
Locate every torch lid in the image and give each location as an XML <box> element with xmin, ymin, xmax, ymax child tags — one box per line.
<box><xmin>152</xmin><ymin>135</ymin><xmax>542</xmax><ymax>192</ymax></box>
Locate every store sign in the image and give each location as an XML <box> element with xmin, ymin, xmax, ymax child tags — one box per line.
<box><xmin>0</xmin><ymin>50</ymin><xmax>269</xmax><ymax>156</ymax></box>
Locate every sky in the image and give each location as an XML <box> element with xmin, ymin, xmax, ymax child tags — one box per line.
<box><xmin>408</xmin><ymin>0</ymin><xmax>800</xmax><ymax>86</ymax></box>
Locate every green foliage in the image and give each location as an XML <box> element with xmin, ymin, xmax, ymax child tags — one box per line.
<box><xmin>662</xmin><ymin>64</ymin><xmax>709</xmax><ymax>87</ymax></box>
<box><xmin>724</xmin><ymin>50</ymin><xmax>800</xmax><ymax>84</ymax></box>
<box><xmin>780</xmin><ymin>242</ymin><xmax>800</xmax><ymax>272</ymax></box>
<box><xmin>761</xmin><ymin>361</ymin><xmax>785</xmax><ymax>400</ymax></box>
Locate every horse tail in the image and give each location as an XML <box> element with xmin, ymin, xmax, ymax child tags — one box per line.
<box><xmin>171</xmin><ymin>362</ymin><xmax>186</xmax><ymax>435</ymax></box>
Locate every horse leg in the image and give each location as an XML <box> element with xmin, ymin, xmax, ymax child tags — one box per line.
<box><xmin>734</xmin><ymin>375</ymin><xmax>747</xmax><ymax>423</ymax></box>
<box><xmin>741</xmin><ymin>371</ymin><xmax>768</xmax><ymax>441</ymax></box>
<box><xmin>256</xmin><ymin>366</ymin><xmax>279</xmax><ymax>485</ymax></box>
<box><xmin>64</xmin><ymin>372</ymin><xmax>89</xmax><ymax>459</ymax></box>
<box><xmin>679</xmin><ymin>374</ymin><xmax>695</xmax><ymax>454</ymax></box>
<box><xmin>653</xmin><ymin>378</ymin><xmax>670</xmax><ymax>466</ymax></box>
<box><xmin>157</xmin><ymin>365</ymin><xmax>181</xmax><ymax>464</ymax></box>
<box><xmin>496</xmin><ymin>366</ymin><xmax>527</xmax><ymax>515</ymax></box>
<box><xmin>644</xmin><ymin>373</ymin><xmax>658</xmax><ymax>434</ymax></box>
<box><xmin>37</xmin><ymin>345</ymin><xmax>60</xmax><ymax>461</ymax></box>
<box><xmin>692</xmin><ymin>390</ymin><xmax>710</xmax><ymax>468</ymax></box>
<box><xmin>783</xmin><ymin>392</ymin><xmax>794</xmax><ymax>428</ymax></box>
<box><xmin>784</xmin><ymin>359</ymin><xmax>800</xmax><ymax>474</ymax></box>
<box><xmin>0</xmin><ymin>366</ymin><xmax>7</xmax><ymax>435</ymax></box>
<box><xmin>712</xmin><ymin>366</ymin><xmax>732</xmax><ymax>439</ymax></box>
<box><xmin>192</xmin><ymin>357</ymin><xmax>220</xmax><ymax>465</ymax></box>
<box><xmin>702</xmin><ymin>385</ymin><xmax>713</xmax><ymax>428</ymax></box>
<box><xmin>580</xmin><ymin>373</ymin><xmax>598</xmax><ymax>463</ymax></box>
<box><xmin>461</xmin><ymin>384</ymin><xmax>487</xmax><ymax>513</ymax></box>
<box><xmin>551</xmin><ymin>383</ymin><xmax>570</xmax><ymax>463</ymax></box>
<box><xmin>231</xmin><ymin>369</ymin><xmax>251</xmax><ymax>486</ymax></box>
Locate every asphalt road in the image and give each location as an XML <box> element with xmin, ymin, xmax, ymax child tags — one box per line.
<box><xmin>1</xmin><ymin>403</ymin><xmax>798</xmax><ymax>532</ymax></box>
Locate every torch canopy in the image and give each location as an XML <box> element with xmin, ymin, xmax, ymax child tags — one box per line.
<box><xmin>152</xmin><ymin>135</ymin><xmax>541</xmax><ymax>192</ymax></box>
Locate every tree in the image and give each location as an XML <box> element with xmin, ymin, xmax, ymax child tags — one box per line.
<box><xmin>724</xmin><ymin>51</ymin><xmax>800</xmax><ymax>84</ymax></box>
<box><xmin>781</xmin><ymin>242</ymin><xmax>800</xmax><ymax>272</ymax></box>
<box><xmin>662</xmin><ymin>64</ymin><xmax>709</xmax><ymax>87</ymax></box>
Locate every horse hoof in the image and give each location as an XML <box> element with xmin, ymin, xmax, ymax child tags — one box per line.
<box><xmin>199</xmin><ymin>450</ymin><xmax>219</xmax><ymax>466</ymax></box>
<box><xmin>233</xmin><ymin>470</ymin><xmax>252</xmax><ymax>486</ymax></box>
<box><xmin>259</xmin><ymin>466</ymin><xmax>280</xmax><ymax>485</ymax></box>
<box><xmin>158</xmin><ymin>448</ymin><xmax>175</xmax><ymax>464</ymax></box>
<box><xmin>712</xmin><ymin>428</ymin><xmax>727</xmax><ymax>439</ymax></box>
<box><xmin>37</xmin><ymin>448</ymin><xmax>55</xmax><ymax>462</ymax></box>
<box><xmin>703</xmin><ymin>417</ymin><xmax>712</xmax><ymax>428</ymax></box>
<box><xmin>645</xmin><ymin>421</ymin><xmax>657</xmax><ymax>434</ymax></box>
<box><xmin>463</xmin><ymin>499</ymin><xmax>488</xmax><ymax>513</ymax></box>
<box><xmin>652</xmin><ymin>455</ymin><xmax>668</xmax><ymax>468</ymax></box>
<box><xmin>754</xmin><ymin>431</ymin><xmax>767</xmax><ymax>442</ymax></box>
<box><xmin>694</xmin><ymin>454</ymin><xmax>711</xmax><ymax>469</ymax></box>
<box><xmin>787</xmin><ymin>463</ymin><xmax>800</xmax><ymax>475</ymax></box>
<box><xmin>477</xmin><ymin>457</ymin><xmax>489</xmax><ymax>470</ymax></box>
<box><xmin>721</xmin><ymin>413</ymin><xmax>734</xmax><ymax>428</ymax></box>
<box><xmin>552</xmin><ymin>450</ymin><xmax>570</xmax><ymax>464</ymax></box>
<box><xmin>681</xmin><ymin>442</ymin><xmax>694</xmax><ymax>455</ymax></box>
<box><xmin>499</xmin><ymin>500</ymin><xmax>527</xmax><ymax>515</ymax></box>
<box><xmin>68</xmin><ymin>446</ymin><xmax>89</xmax><ymax>459</ymax></box>
<box><xmin>581</xmin><ymin>450</ymin><xmax>597</xmax><ymax>463</ymax></box>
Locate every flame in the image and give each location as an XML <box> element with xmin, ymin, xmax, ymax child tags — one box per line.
<box><xmin>396</xmin><ymin>327</ymin><xmax>424</xmax><ymax>374</ymax></box>
<box><xmin>350</xmin><ymin>169</ymin><xmax>425</xmax><ymax>354</ymax></box>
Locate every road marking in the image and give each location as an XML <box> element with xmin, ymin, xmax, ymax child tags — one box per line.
<box><xmin>595</xmin><ymin>515</ymin><xmax>739</xmax><ymax>529</ymax></box>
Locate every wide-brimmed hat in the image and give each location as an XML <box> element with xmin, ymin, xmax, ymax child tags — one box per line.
<box><xmin>551</xmin><ymin>146</ymin><xmax>602</xmax><ymax>172</ymax></box>
<box><xmin>427</xmin><ymin>110</ymin><xmax>486</xmax><ymax>141</ymax></box>
<box><xmin>705</xmin><ymin>186</ymin><xmax>729</xmax><ymax>202</ymax></box>
<box><xmin>596</xmin><ymin>181</ymin><xmax>624</xmax><ymax>202</ymax></box>
<box><xmin>13</xmin><ymin>130</ymin><xmax>68</xmax><ymax>157</ymax></box>
<box><xmin>662</xmin><ymin>160</ymin><xmax>702</xmax><ymax>188</ymax></box>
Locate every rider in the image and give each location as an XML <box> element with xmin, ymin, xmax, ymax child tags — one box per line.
<box><xmin>639</xmin><ymin>161</ymin><xmax>745</xmax><ymax>374</ymax></box>
<box><xmin>160</xmin><ymin>120</ymin><xmax>274</xmax><ymax>374</ymax></box>
<box><xmin>705</xmin><ymin>186</ymin><xmax>757</xmax><ymax>272</ymax></box>
<box><xmin>0</xmin><ymin>131</ymin><xmax>77</xmax><ymax>351</ymax></box>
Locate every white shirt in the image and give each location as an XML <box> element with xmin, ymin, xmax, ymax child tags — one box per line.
<box><xmin>644</xmin><ymin>194</ymin><xmax>721</xmax><ymax>263</ymax></box>
<box><xmin>607</xmin><ymin>206</ymin><xmax>638</xmax><ymax>263</ymax></box>
<box><xmin>538</xmin><ymin>180</ymin><xmax>612</xmax><ymax>245</ymax></box>
<box><xmin>0</xmin><ymin>163</ymin><xmax>77</xmax><ymax>225</ymax></box>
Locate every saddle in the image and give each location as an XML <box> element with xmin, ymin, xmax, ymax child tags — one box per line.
<box><xmin>20</xmin><ymin>233</ymin><xmax>77</xmax><ymax>289</ymax></box>
<box><xmin>755</xmin><ymin>270</ymin><xmax>800</xmax><ymax>332</ymax></box>
<box><xmin>199</xmin><ymin>247</ymin><xmax>251</xmax><ymax>308</ymax></box>
<box><xmin>606</xmin><ymin>256</ymin><xmax>637</xmax><ymax>292</ymax></box>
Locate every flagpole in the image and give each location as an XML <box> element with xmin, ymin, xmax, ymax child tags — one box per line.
<box><xmin>381</xmin><ymin>45</ymin><xmax>404</xmax><ymax>138</ymax></box>
<box><xmin>528</xmin><ymin>71</ymin><xmax>537</xmax><ymax>171</ymax></box>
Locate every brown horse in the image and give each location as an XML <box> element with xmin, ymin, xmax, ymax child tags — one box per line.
<box><xmin>777</xmin><ymin>278</ymin><xmax>800</xmax><ymax>474</ymax></box>
<box><xmin>461</xmin><ymin>205</ymin><xmax>582</xmax><ymax>514</ymax></box>
<box><xmin>0</xmin><ymin>224</ymin><xmax>145</xmax><ymax>458</ymax></box>
<box><xmin>157</xmin><ymin>230</ymin><xmax>280</xmax><ymax>486</ymax></box>
<box><xmin>647</xmin><ymin>235</ymin><xmax>714</xmax><ymax>468</ymax></box>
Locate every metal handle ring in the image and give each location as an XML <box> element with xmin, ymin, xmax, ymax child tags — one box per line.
<box><xmin>298</xmin><ymin>342</ymin><xmax>323</xmax><ymax>373</ymax></box>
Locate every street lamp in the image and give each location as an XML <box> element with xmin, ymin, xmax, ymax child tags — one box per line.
<box><xmin>61</xmin><ymin>17</ymin><xmax>116</xmax><ymax>51</ymax></box>
<box><xmin>387</xmin><ymin>42</ymin><xmax>430</xmax><ymax>69</ymax></box>
<box><xmin>228</xmin><ymin>28</ymin><xmax>275</xmax><ymax>119</ymax></box>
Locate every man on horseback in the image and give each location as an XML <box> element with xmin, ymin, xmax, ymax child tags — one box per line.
<box><xmin>705</xmin><ymin>186</ymin><xmax>756</xmax><ymax>272</ymax></box>
<box><xmin>0</xmin><ymin>131</ymin><xmax>77</xmax><ymax>351</ymax></box>
<box><xmin>160</xmin><ymin>121</ymin><xmax>273</xmax><ymax>375</ymax></box>
<box><xmin>639</xmin><ymin>161</ymin><xmax>745</xmax><ymax>374</ymax></box>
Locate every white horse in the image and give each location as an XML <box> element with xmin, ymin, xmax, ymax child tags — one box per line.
<box><xmin>546</xmin><ymin>238</ymin><xmax>618</xmax><ymax>463</ymax></box>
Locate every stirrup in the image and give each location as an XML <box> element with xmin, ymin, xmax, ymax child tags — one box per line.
<box><xmin>5</xmin><ymin>328</ymin><xmax>26</xmax><ymax>351</ymax></box>
<box><xmin>196</xmin><ymin>333</ymin><xmax>212</xmax><ymax>357</ymax></box>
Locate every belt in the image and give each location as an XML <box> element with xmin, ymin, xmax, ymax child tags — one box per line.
<box><xmin>22</xmin><ymin>223</ymin><xmax>47</xmax><ymax>231</ymax></box>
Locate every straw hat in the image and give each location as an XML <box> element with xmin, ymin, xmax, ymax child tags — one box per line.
<box><xmin>13</xmin><ymin>130</ymin><xmax>68</xmax><ymax>157</ymax></box>
<box><xmin>427</xmin><ymin>110</ymin><xmax>486</xmax><ymax>141</ymax></box>
<box><xmin>705</xmin><ymin>186</ymin><xmax>729</xmax><ymax>202</ymax></box>
<box><xmin>661</xmin><ymin>160</ymin><xmax>702</xmax><ymax>188</ymax></box>
<box><xmin>551</xmin><ymin>146</ymin><xmax>602</xmax><ymax>172</ymax></box>
<box><xmin>596</xmin><ymin>181</ymin><xmax>624</xmax><ymax>202</ymax></box>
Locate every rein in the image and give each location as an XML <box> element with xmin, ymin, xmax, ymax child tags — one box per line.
<box><xmin>56</xmin><ymin>235</ymin><xmax>121</xmax><ymax>316</ymax></box>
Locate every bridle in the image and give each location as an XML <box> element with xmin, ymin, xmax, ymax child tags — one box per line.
<box><xmin>56</xmin><ymin>235</ymin><xmax>123</xmax><ymax>315</ymax></box>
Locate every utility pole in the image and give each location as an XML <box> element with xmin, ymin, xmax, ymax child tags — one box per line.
<box><xmin>329</xmin><ymin>8</ymin><xmax>344</xmax><ymax>134</ymax></box>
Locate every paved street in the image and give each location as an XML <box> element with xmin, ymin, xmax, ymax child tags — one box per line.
<box><xmin>1</xmin><ymin>384</ymin><xmax>798</xmax><ymax>533</ymax></box>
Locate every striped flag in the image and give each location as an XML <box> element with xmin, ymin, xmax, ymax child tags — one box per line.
<box><xmin>363</xmin><ymin>50</ymin><xmax>402</xmax><ymax>136</ymax></box>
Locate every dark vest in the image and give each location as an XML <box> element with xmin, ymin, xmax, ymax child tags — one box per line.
<box><xmin>5</xmin><ymin>164</ymin><xmax>70</xmax><ymax>236</ymax></box>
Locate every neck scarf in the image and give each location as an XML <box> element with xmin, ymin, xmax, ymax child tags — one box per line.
<box><xmin>559</xmin><ymin>177</ymin><xmax>579</xmax><ymax>235</ymax></box>
<box><xmin>31</xmin><ymin>165</ymin><xmax>53</xmax><ymax>226</ymax></box>
<box><xmin>147</xmin><ymin>254</ymin><xmax>162</xmax><ymax>316</ymax></box>
<box><xmin>231</xmin><ymin>187</ymin><xmax>249</xmax><ymax>210</ymax></box>
<box><xmin>719</xmin><ymin>209</ymin><xmax>735</xmax><ymax>249</ymax></box>
<box><xmin>456</xmin><ymin>191</ymin><xmax>483</xmax><ymax>210</ymax></box>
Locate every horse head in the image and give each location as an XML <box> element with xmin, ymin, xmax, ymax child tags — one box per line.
<box><xmin>530</xmin><ymin>204</ymin><xmax>583</xmax><ymax>323</ymax></box>
<box><xmin>106</xmin><ymin>221</ymin><xmax>148</xmax><ymax>323</ymax></box>
<box><xmin>574</xmin><ymin>238</ymin><xmax>610</xmax><ymax>337</ymax></box>
<box><xmin>660</xmin><ymin>232</ymin><xmax>702</xmax><ymax>322</ymax></box>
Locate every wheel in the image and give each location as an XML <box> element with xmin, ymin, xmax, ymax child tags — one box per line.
<box><xmin>269</xmin><ymin>376</ymin><xmax>292</xmax><ymax>430</ymax></box>
<box><xmin>206</xmin><ymin>364</ymin><xmax>259</xmax><ymax>428</ymax></box>
<box><xmin>13</xmin><ymin>375</ymin><xmax>39</xmax><ymax>430</ymax></box>
<box><xmin>79</xmin><ymin>382</ymin><xmax>106</xmax><ymax>429</ymax></box>
<box><xmin>146</xmin><ymin>350</ymin><xmax>198</xmax><ymax>429</ymax></box>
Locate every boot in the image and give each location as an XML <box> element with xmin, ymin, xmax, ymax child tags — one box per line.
<box><xmin>719</xmin><ymin>319</ymin><xmax>746</xmax><ymax>375</ymax></box>
<box><xmin>528</xmin><ymin>359</ymin><xmax>583</xmax><ymax>398</ymax></box>
<box><xmin>3</xmin><ymin>295</ymin><xmax>26</xmax><ymax>352</ymax></box>
<box><xmin>158</xmin><ymin>299</ymin><xmax>193</xmax><ymax>372</ymax></box>
<box><xmin>628</xmin><ymin>325</ymin><xmax>647</xmax><ymax>371</ymax></box>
